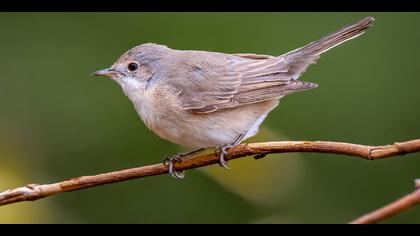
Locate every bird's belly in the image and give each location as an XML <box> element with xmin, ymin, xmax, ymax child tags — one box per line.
<box><xmin>147</xmin><ymin>112</ymin><xmax>243</xmax><ymax>148</ymax></box>
<box><xmin>132</xmin><ymin>85</ymin><xmax>280</xmax><ymax>148</ymax></box>
<box><xmin>137</xmin><ymin>99</ymin><xmax>279</xmax><ymax>148</ymax></box>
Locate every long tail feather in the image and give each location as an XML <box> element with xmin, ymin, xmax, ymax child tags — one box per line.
<box><xmin>283</xmin><ymin>16</ymin><xmax>375</xmax><ymax>77</ymax></box>
<box><xmin>287</xmin><ymin>16</ymin><xmax>375</xmax><ymax>57</ymax></box>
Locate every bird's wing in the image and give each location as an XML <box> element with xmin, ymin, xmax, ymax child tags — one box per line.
<box><xmin>166</xmin><ymin>17</ymin><xmax>375</xmax><ymax>113</ymax></box>
<box><xmin>163</xmin><ymin>51</ymin><xmax>316</xmax><ymax>114</ymax></box>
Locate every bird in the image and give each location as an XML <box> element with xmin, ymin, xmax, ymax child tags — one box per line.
<box><xmin>93</xmin><ymin>16</ymin><xmax>375</xmax><ymax>179</ymax></box>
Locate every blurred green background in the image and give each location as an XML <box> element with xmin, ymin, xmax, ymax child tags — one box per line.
<box><xmin>0</xmin><ymin>13</ymin><xmax>419</xmax><ymax>223</ymax></box>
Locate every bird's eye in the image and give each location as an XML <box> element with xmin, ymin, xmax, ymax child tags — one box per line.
<box><xmin>127</xmin><ymin>62</ymin><xmax>139</xmax><ymax>72</ymax></box>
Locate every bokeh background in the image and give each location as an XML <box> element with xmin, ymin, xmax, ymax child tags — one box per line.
<box><xmin>0</xmin><ymin>13</ymin><xmax>419</xmax><ymax>223</ymax></box>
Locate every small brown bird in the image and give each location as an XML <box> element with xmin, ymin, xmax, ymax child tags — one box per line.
<box><xmin>93</xmin><ymin>16</ymin><xmax>375</xmax><ymax>179</ymax></box>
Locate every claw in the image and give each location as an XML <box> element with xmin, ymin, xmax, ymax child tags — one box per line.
<box><xmin>215</xmin><ymin>145</ymin><xmax>232</xmax><ymax>169</ymax></box>
<box><xmin>163</xmin><ymin>155</ymin><xmax>185</xmax><ymax>180</ymax></box>
<box><xmin>162</xmin><ymin>148</ymin><xmax>206</xmax><ymax>180</ymax></box>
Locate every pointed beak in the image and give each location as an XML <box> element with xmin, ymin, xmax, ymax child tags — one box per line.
<box><xmin>91</xmin><ymin>68</ymin><xmax>118</xmax><ymax>77</ymax></box>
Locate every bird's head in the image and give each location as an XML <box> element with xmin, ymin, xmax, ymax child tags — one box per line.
<box><xmin>92</xmin><ymin>43</ymin><xmax>171</xmax><ymax>95</ymax></box>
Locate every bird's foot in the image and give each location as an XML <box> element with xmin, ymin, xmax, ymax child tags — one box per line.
<box><xmin>215</xmin><ymin>132</ymin><xmax>246</xmax><ymax>169</ymax></box>
<box><xmin>163</xmin><ymin>154</ymin><xmax>186</xmax><ymax>179</ymax></box>
<box><xmin>163</xmin><ymin>148</ymin><xmax>206</xmax><ymax>179</ymax></box>
<box><xmin>215</xmin><ymin>143</ymin><xmax>237</xmax><ymax>169</ymax></box>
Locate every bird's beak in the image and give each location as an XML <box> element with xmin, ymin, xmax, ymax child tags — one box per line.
<box><xmin>91</xmin><ymin>68</ymin><xmax>118</xmax><ymax>77</ymax></box>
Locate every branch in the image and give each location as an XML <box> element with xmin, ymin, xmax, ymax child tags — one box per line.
<box><xmin>350</xmin><ymin>179</ymin><xmax>420</xmax><ymax>224</ymax></box>
<box><xmin>1</xmin><ymin>139</ymin><xmax>419</xmax><ymax>207</ymax></box>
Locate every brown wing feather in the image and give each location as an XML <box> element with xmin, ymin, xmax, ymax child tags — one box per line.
<box><xmin>187</xmin><ymin>53</ymin><xmax>316</xmax><ymax>114</ymax></box>
<box><xmin>232</xmin><ymin>53</ymin><xmax>274</xmax><ymax>59</ymax></box>
<box><xmin>235</xmin><ymin>81</ymin><xmax>318</xmax><ymax>105</ymax></box>
<box><xmin>172</xmin><ymin>17</ymin><xmax>374</xmax><ymax>114</ymax></box>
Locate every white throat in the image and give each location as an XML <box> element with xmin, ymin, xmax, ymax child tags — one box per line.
<box><xmin>119</xmin><ymin>78</ymin><xmax>146</xmax><ymax>101</ymax></box>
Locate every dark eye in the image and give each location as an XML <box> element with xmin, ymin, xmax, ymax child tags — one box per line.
<box><xmin>127</xmin><ymin>62</ymin><xmax>139</xmax><ymax>71</ymax></box>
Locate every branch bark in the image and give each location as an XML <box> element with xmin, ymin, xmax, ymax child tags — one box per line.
<box><xmin>350</xmin><ymin>180</ymin><xmax>420</xmax><ymax>224</ymax></box>
<box><xmin>0</xmin><ymin>139</ymin><xmax>419</xmax><ymax>209</ymax></box>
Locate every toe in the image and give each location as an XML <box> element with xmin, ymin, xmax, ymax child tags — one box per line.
<box><xmin>171</xmin><ymin>169</ymin><xmax>185</xmax><ymax>179</ymax></box>
<box><xmin>217</xmin><ymin>151</ymin><xmax>231</xmax><ymax>170</ymax></box>
<box><xmin>167</xmin><ymin>155</ymin><xmax>185</xmax><ymax>179</ymax></box>
<box><xmin>219</xmin><ymin>157</ymin><xmax>231</xmax><ymax>169</ymax></box>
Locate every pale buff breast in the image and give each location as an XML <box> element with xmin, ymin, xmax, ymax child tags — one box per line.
<box><xmin>134</xmin><ymin>85</ymin><xmax>280</xmax><ymax>148</ymax></box>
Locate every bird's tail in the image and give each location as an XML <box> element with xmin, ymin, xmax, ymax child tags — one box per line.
<box><xmin>282</xmin><ymin>16</ymin><xmax>375</xmax><ymax>76</ymax></box>
<box><xmin>288</xmin><ymin>16</ymin><xmax>375</xmax><ymax>57</ymax></box>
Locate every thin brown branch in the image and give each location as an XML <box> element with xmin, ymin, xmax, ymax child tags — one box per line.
<box><xmin>350</xmin><ymin>180</ymin><xmax>420</xmax><ymax>224</ymax></box>
<box><xmin>0</xmin><ymin>139</ymin><xmax>419</xmax><ymax>208</ymax></box>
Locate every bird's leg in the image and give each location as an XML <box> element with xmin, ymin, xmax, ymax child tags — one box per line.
<box><xmin>215</xmin><ymin>133</ymin><xmax>246</xmax><ymax>169</ymax></box>
<box><xmin>163</xmin><ymin>148</ymin><xmax>206</xmax><ymax>179</ymax></box>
